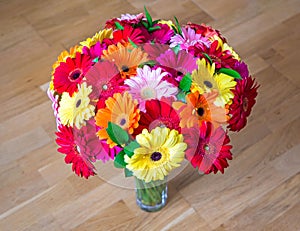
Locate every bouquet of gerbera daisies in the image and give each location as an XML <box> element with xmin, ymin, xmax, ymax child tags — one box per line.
<box><xmin>48</xmin><ymin>8</ymin><xmax>258</xmax><ymax>210</ymax></box>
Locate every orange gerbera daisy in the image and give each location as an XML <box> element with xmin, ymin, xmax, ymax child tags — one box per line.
<box><xmin>102</xmin><ymin>42</ymin><xmax>148</xmax><ymax>79</ymax></box>
<box><xmin>174</xmin><ymin>91</ymin><xmax>228</xmax><ymax>129</ymax></box>
<box><xmin>95</xmin><ymin>92</ymin><xmax>140</xmax><ymax>147</ymax></box>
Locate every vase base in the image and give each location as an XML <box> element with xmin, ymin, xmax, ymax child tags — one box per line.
<box><xmin>136</xmin><ymin>188</ymin><xmax>168</xmax><ymax>212</ymax></box>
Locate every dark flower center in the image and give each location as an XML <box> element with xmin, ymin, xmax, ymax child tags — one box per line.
<box><xmin>120</xmin><ymin>118</ymin><xmax>126</xmax><ymax>126</ymax></box>
<box><xmin>242</xmin><ymin>98</ymin><xmax>249</xmax><ymax>112</ymax></box>
<box><xmin>204</xmin><ymin>80</ymin><xmax>213</xmax><ymax>88</ymax></box>
<box><xmin>121</xmin><ymin>65</ymin><xmax>130</xmax><ymax>72</ymax></box>
<box><xmin>197</xmin><ymin>107</ymin><xmax>205</xmax><ymax>116</ymax></box>
<box><xmin>151</xmin><ymin>152</ymin><xmax>162</xmax><ymax>161</ymax></box>
<box><xmin>76</xmin><ymin>99</ymin><xmax>82</xmax><ymax>108</ymax></box>
<box><xmin>177</xmin><ymin>71</ymin><xmax>183</xmax><ymax>76</ymax></box>
<box><xmin>69</xmin><ymin>69</ymin><xmax>82</xmax><ymax>81</ymax></box>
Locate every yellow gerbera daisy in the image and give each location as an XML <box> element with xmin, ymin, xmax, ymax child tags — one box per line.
<box><xmin>58</xmin><ymin>82</ymin><xmax>95</xmax><ymax>128</ymax></box>
<box><xmin>125</xmin><ymin>127</ymin><xmax>187</xmax><ymax>183</ymax></box>
<box><xmin>80</xmin><ymin>28</ymin><xmax>113</xmax><ymax>48</ymax></box>
<box><xmin>191</xmin><ymin>58</ymin><xmax>237</xmax><ymax>107</ymax></box>
<box><xmin>158</xmin><ymin>20</ymin><xmax>175</xmax><ymax>29</ymax></box>
<box><xmin>95</xmin><ymin>92</ymin><xmax>140</xmax><ymax>148</ymax></box>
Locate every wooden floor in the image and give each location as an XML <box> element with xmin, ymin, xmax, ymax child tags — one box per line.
<box><xmin>1</xmin><ymin>0</ymin><xmax>300</xmax><ymax>230</ymax></box>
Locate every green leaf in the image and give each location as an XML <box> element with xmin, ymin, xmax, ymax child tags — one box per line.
<box><xmin>114</xmin><ymin>151</ymin><xmax>126</xmax><ymax>168</ymax></box>
<box><xmin>124</xmin><ymin>168</ymin><xmax>133</xmax><ymax>177</ymax></box>
<box><xmin>148</xmin><ymin>26</ymin><xmax>161</xmax><ymax>32</ymax></box>
<box><xmin>92</xmin><ymin>57</ymin><xmax>99</xmax><ymax>63</ymax></box>
<box><xmin>176</xmin><ymin>91</ymin><xmax>187</xmax><ymax>103</ymax></box>
<box><xmin>203</xmin><ymin>53</ymin><xmax>212</xmax><ymax>65</ymax></box>
<box><xmin>174</xmin><ymin>16</ymin><xmax>182</xmax><ymax>35</ymax></box>
<box><xmin>138</xmin><ymin>60</ymin><xmax>156</xmax><ymax>68</ymax></box>
<box><xmin>115</xmin><ymin>21</ymin><xmax>124</xmax><ymax>30</ymax></box>
<box><xmin>124</xmin><ymin>141</ymin><xmax>140</xmax><ymax>157</ymax></box>
<box><xmin>144</xmin><ymin>6</ymin><xmax>153</xmax><ymax>27</ymax></box>
<box><xmin>179</xmin><ymin>73</ymin><xmax>192</xmax><ymax>92</ymax></box>
<box><xmin>218</xmin><ymin>68</ymin><xmax>242</xmax><ymax>79</ymax></box>
<box><xmin>141</xmin><ymin>21</ymin><xmax>149</xmax><ymax>28</ymax></box>
<box><xmin>152</xmin><ymin>19</ymin><xmax>160</xmax><ymax>25</ymax></box>
<box><xmin>128</xmin><ymin>38</ymin><xmax>138</xmax><ymax>48</ymax></box>
<box><xmin>106</xmin><ymin>122</ymin><xmax>129</xmax><ymax>146</ymax></box>
<box><xmin>172</xmin><ymin>45</ymin><xmax>181</xmax><ymax>55</ymax></box>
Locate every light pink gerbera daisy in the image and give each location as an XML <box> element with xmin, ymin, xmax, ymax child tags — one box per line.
<box><xmin>124</xmin><ymin>65</ymin><xmax>178</xmax><ymax>111</ymax></box>
<box><xmin>170</xmin><ymin>27</ymin><xmax>211</xmax><ymax>51</ymax></box>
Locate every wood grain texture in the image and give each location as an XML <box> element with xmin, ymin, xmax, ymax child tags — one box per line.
<box><xmin>0</xmin><ymin>0</ymin><xmax>299</xmax><ymax>230</ymax></box>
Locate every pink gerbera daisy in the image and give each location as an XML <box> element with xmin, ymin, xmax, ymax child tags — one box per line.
<box><xmin>53</xmin><ymin>52</ymin><xmax>93</xmax><ymax>96</ymax></box>
<box><xmin>124</xmin><ymin>65</ymin><xmax>178</xmax><ymax>111</ymax></box>
<box><xmin>150</xmin><ymin>23</ymin><xmax>174</xmax><ymax>44</ymax></box>
<box><xmin>85</xmin><ymin>60</ymin><xmax>125</xmax><ymax>109</ymax></box>
<box><xmin>228</xmin><ymin>77</ymin><xmax>259</xmax><ymax>131</ymax></box>
<box><xmin>156</xmin><ymin>49</ymin><xmax>197</xmax><ymax>77</ymax></box>
<box><xmin>55</xmin><ymin>124</ymin><xmax>96</xmax><ymax>178</ymax></box>
<box><xmin>170</xmin><ymin>27</ymin><xmax>211</xmax><ymax>51</ymax></box>
<box><xmin>183</xmin><ymin>121</ymin><xmax>232</xmax><ymax>174</ymax></box>
<box><xmin>82</xmin><ymin>41</ymin><xmax>107</xmax><ymax>60</ymax></box>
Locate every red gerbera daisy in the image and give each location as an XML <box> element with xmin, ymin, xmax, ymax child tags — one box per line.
<box><xmin>133</xmin><ymin>99</ymin><xmax>181</xmax><ymax>136</ymax></box>
<box><xmin>187</xmin><ymin>22</ymin><xmax>226</xmax><ymax>42</ymax></box>
<box><xmin>53</xmin><ymin>52</ymin><xmax>93</xmax><ymax>96</ymax></box>
<box><xmin>189</xmin><ymin>40</ymin><xmax>237</xmax><ymax>69</ymax></box>
<box><xmin>110</xmin><ymin>25</ymin><xmax>146</xmax><ymax>45</ymax></box>
<box><xmin>55</xmin><ymin>124</ymin><xmax>96</xmax><ymax>178</ymax></box>
<box><xmin>228</xmin><ymin>77</ymin><xmax>259</xmax><ymax>131</ymax></box>
<box><xmin>85</xmin><ymin>60</ymin><xmax>125</xmax><ymax>109</ymax></box>
<box><xmin>183</xmin><ymin>121</ymin><xmax>232</xmax><ymax>174</ymax></box>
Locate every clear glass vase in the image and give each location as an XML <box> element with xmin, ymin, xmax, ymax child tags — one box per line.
<box><xmin>135</xmin><ymin>176</ymin><xmax>168</xmax><ymax>212</ymax></box>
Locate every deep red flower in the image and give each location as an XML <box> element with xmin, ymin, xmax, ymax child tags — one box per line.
<box><xmin>183</xmin><ymin>121</ymin><xmax>232</xmax><ymax>174</ymax></box>
<box><xmin>55</xmin><ymin>124</ymin><xmax>96</xmax><ymax>178</ymax></box>
<box><xmin>228</xmin><ymin>77</ymin><xmax>259</xmax><ymax>131</ymax></box>
<box><xmin>84</xmin><ymin>60</ymin><xmax>125</xmax><ymax>109</ymax></box>
<box><xmin>189</xmin><ymin>40</ymin><xmax>237</xmax><ymax>69</ymax></box>
<box><xmin>53</xmin><ymin>52</ymin><xmax>92</xmax><ymax>96</ymax></box>
<box><xmin>133</xmin><ymin>99</ymin><xmax>181</xmax><ymax>136</ymax></box>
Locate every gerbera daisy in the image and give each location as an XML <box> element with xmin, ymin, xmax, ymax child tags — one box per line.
<box><xmin>117</xmin><ymin>13</ymin><xmax>144</xmax><ymax>23</ymax></box>
<box><xmin>174</xmin><ymin>91</ymin><xmax>228</xmax><ymax>129</ymax></box>
<box><xmin>170</xmin><ymin>27</ymin><xmax>211</xmax><ymax>51</ymax></box>
<box><xmin>125</xmin><ymin>127</ymin><xmax>187</xmax><ymax>182</ymax></box>
<box><xmin>191</xmin><ymin>58</ymin><xmax>236</xmax><ymax>107</ymax></box>
<box><xmin>84</xmin><ymin>60</ymin><xmax>125</xmax><ymax>108</ymax></box>
<box><xmin>142</xmin><ymin>43</ymin><xmax>169</xmax><ymax>60</ymax></box>
<box><xmin>228</xmin><ymin>77</ymin><xmax>259</xmax><ymax>131</ymax></box>
<box><xmin>111</xmin><ymin>25</ymin><xmax>146</xmax><ymax>45</ymax></box>
<box><xmin>58</xmin><ymin>82</ymin><xmax>95</xmax><ymax>129</ymax></box>
<box><xmin>82</xmin><ymin>41</ymin><xmax>107</xmax><ymax>60</ymax></box>
<box><xmin>80</xmin><ymin>28</ymin><xmax>113</xmax><ymax>48</ymax></box>
<box><xmin>55</xmin><ymin>124</ymin><xmax>96</xmax><ymax>178</ymax></box>
<box><xmin>187</xmin><ymin>23</ymin><xmax>226</xmax><ymax>42</ymax></box>
<box><xmin>102</xmin><ymin>42</ymin><xmax>148</xmax><ymax>79</ymax></box>
<box><xmin>189</xmin><ymin>40</ymin><xmax>238</xmax><ymax>69</ymax></box>
<box><xmin>233</xmin><ymin>61</ymin><xmax>249</xmax><ymax>79</ymax></box>
<box><xmin>156</xmin><ymin>49</ymin><xmax>197</xmax><ymax>77</ymax></box>
<box><xmin>133</xmin><ymin>99</ymin><xmax>181</xmax><ymax>136</ymax></box>
<box><xmin>183</xmin><ymin>121</ymin><xmax>232</xmax><ymax>174</ymax></box>
<box><xmin>95</xmin><ymin>92</ymin><xmax>140</xmax><ymax>148</ymax></box>
<box><xmin>53</xmin><ymin>52</ymin><xmax>92</xmax><ymax>96</ymax></box>
<box><xmin>150</xmin><ymin>23</ymin><xmax>174</xmax><ymax>44</ymax></box>
<box><xmin>124</xmin><ymin>65</ymin><xmax>178</xmax><ymax>111</ymax></box>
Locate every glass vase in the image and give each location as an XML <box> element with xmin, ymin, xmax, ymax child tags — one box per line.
<box><xmin>135</xmin><ymin>176</ymin><xmax>168</xmax><ymax>212</ymax></box>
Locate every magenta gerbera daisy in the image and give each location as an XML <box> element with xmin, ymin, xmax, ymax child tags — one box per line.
<box><xmin>124</xmin><ymin>65</ymin><xmax>178</xmax><ymax>111</ymax></box>
<box><xmin>82</xmin><ymin>41</ymin><xmax>107</xmax><ymax>60</ymax></box>
<box><xmin>228</xmin><ymin>77</ymin><xmax>259</xmax><ymax>131</ymax></box>
<box><xmin>150</xmin><ymin>23</ymin><xmax>174</xmax><ymax>44</ymax></box>
<box><xmin>53</xmin><ymin>52</ymin><xmax>93</xmax><ymax>96</ymax></box>
<box><xmin>183</xmin><ymin>121</ymin><xmax>232</xmax><ymax>174</ymax></box>
<box><xmin>133</xmin><ymin>99</ymin><xmax>181</xmax><ymax>136</ymax></box>
<box><xmin>55</xmin><ymin>124</ymin><xmax>96</xmax><ymax>178</ymax></box>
